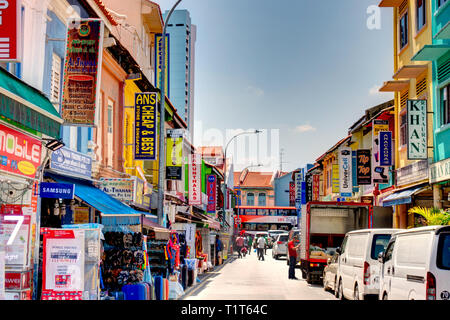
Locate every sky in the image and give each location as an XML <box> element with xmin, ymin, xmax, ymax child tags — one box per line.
<box><xmin>155</xmin><ymin>0</ymin><xmax>395</xmax><ymax>172</ymax></box>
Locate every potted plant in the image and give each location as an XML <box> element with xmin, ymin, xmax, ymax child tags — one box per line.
<box><xmin>408</xmin><ymin>207</ymin><xmax>450</xmax><ymax>227</ymax></box>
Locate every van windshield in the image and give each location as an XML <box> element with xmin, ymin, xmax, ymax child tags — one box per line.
<box><xmin>371</xmin><ymin>234</ymin><xmax>392</xmax><ymax>260</ymax></box>
<box><xmin>438</xmin><ymin>233</ymin><xmax>450</xmax><ymax>270</ymax></box>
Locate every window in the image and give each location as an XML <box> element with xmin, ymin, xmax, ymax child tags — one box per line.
<box><xmin>399</xmin><ymin>12</ymin><xmax>408</xmax><ymax>49</ymax></box>
<box><xmin>50</xmin><ymin>53</ymin><xmax>62</xmax><ymax>104</ymax></box>
<box><xmin>107</xmin><ymin>99</ymin><xmax>114</xmax><ymax>167</ymax></box>
<box><xmin>437</xmin><ymin>233</ymin><xmax>450</xmax><ymax>270</ymax></box>
<box><xmin>371</xmin><ymin>234</ymin><xmax>392</xmax><ymax>260</ymax></box>
<box><xmin>258</xmin><ymin>193</ymin><xmax>266</xmax><ymax>206</ymax></box>
<box><xmin>416</xmin><ymin>0</ymin><xmax>426</xmax><ymax>31</ymax></box>
<box><xmin>247</xmin><ymin>193</ymin><xmax>254</xmax><ymax>206</ymax></box>
<box><xmin>437</xmin><ymin>0</ymin><xmax>447</xmax><ymax>9</ymax></box>
<box><xmin>442</xmin><ymin>84</ymin><xmax>450</xmax><ymax>125</ymax></box>
<box><xmin>384</xmin><ymin>240</ymin><xmax>395</xmax><ymax>262</ymax></box>
<box><xmin>400</xmin><ymin>113</ymin><xmax>407</xmax><ymax>146</ymax></box>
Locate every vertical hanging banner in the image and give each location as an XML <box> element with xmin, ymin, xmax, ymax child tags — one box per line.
<box><xmin>155</xmin><ymin>34</ymin><xmax>170</xmax><ymax>96</ymax></box>
<box><xmin>294</xmin><ymin>169</ymin><xmax>304</xmax><ymax>209</ymax></box>
<box><xmin>289</xmin><ymin>182</ymin><xmax>295</xmax><ymax>206</ymax></box>
<box><xmin>305</xmin><ymin>173</ymin><xmax>313</xmax><ymax>204</ymax></box>
<box><xmin>0</xmin><ymin>0</ymin><xmax>21</xmax><ymax>62</ymax></box>
<box><xmin>339</xmin><ymin>147</ymin><xmax>353</xmax><ymax>197</ymax></box>
<box><xmin>372</xmin><ymin>120</ymin><xmax>389</xmax><ymax>184</ymax></box>
<box><xmin>356</xmin><ymin>149</ymin><xmax>372</xmax><ymax>185</ymax></box>
<box><xmin>332</xmin><ymin>164</ymin><xmax>340</xmax><ymax>193</ymax></box>
<box><xmin>166</xmin><ymin>129</ymin><xmax>183</xmax><ymax>180</ymax></box>
<box><xmin>134</xmin><ymin>92</ymin><xmax>158</xmax><ymax>160</ymax></box>
<box><xmin>61</xmin><ymin>19</ymin><xmax>104</xmax><ymax>125</ymax></box>
<box><xmin>379</xmin><ymin>131</ymin><xmax>393</xmax><ymax>166</ymax></box>
<box><xmin>407</xmin><ymin>100</ymin><xmax>427</xmax><ymax>160</ymax></box>
<box><xmin>206</xmin><ymin>175</ymin><xmax>217</xmax><ymax>214</ymax></box>
<box><xmin>312</xmin><ymin>174</ymin><xmax>320</xmax><ymax>201</ymax></box>
<box><xmin>352</xmin><ymin>151</ymin><xmax>359</xmax><ymax>192</ymax></box>
<box><xmin>189</xmin><ymin>153</ymin><xmax>202</xmax><ymax>205</ymax></box>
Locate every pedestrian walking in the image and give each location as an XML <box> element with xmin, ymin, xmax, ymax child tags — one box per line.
<box><xmin>247</xmin><ymin>235</ymin><xmax>253</xmax><ymax>255</ymax></box>
<box><xmin>257</xmin><ymin>236</ymin><xmax>266</xmax><ymax>261</ymax></box>
<box><xmin>236</xmin><ymin>235</ymin><xmax>245</xmax><ymax>258</ymax></box>
<box><xmin>288</xmin><ymin>234</ymin><xmax>301</xmax><ymax>279</ymax></box>
<box><xmin>215</xmin><ymin>235</ymin><xmax>223</xmax><ymax>266</ymax></box>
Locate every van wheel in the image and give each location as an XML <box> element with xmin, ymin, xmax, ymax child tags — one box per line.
<box><xmin>353</xmin><ymin>284</ymin><xmax>360</xmax><ymax>300</ymax></box>
<box><xmin>336</xmin><ymin>279</ymin><xmax>344</xmax><ymax>300</ymax></box>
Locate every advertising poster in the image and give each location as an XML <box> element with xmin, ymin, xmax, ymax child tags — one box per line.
<box><xmin>372</xmin><ymin>120</ymin><xmax>389</xmax><ymax>184</ymax></box>
<box><xmin>379</xmin><ymin>131</ymin><xmax>393</xmax><ymax>166</ymax></box>
<box><xmin>166</xmin><ymin>129</ymin><xmax>183</xmax><ymax>180</ymax></box>
<box><xmin>332</xmin><ymin>164</ymin><xmax>340</xmax><ymax>193</ymax></box>
<box><xmin>356</xmin><ymin>149</ymin><xmax>372</xmax><ymax>185</ymax></box>
<box><xmin>0</xmin><ymin>213</ymin><xmax>31</xmax><ymax>267</ymax></box>
<box><xmin>339</xmin><ymin>147</ymin><xmax>353</xmax><ymax>197</ymax></box>
<box><xmin>42</xmin><ymin>229</ymin><xmax>85</xmax><ymax>296</ymax></box>
<box><xmin>61</xmin><ymin>19</ymin><xmax>104</xmax><ymax>125</ymax></box>
<box><xmin>0</xmin><ymin>0</ymin><xmax>21</xmax><ymax>62</ymax></box>
<box><xmin>312</xmin><ymin>174</ymin><xmax>320</xmax><ymax>201</ymax></box>
<box><xmin>206</xmin><ymin>175</ymin><xmax>217</xmax><ymax>214</ymax></box>
<box><xmin>73</xmin><ymin>207</ymin><xmax>90</xmax><ymax>224</ymax></box>
<box><xmin>50</xmin><ymin>147</ymin><xmax>92</xmax><ymax>179</ymax></box>
<box><xmin>155</xmin><ymin>33</ymin><xmax>170</xmax><ymax>95</ymax></box>
<box><xmin>407</xmin><ymin>100</ymin><xmax>427</xmax><ymax>160</ymax></box>
<box><xmin>0</xmin><ymin>123</ymin><xmax>42</xmax><ymax>178</ymax></box>
<box><xmin>289</xmin><ymin>182</ymin><xmax>295</xmax><ymax>206</ymax></box>
<box><xmin>135</xmin><ymin>92</ymin><xmax>158</xmax><ymax>160</ymax></box>
<box><xmin>189</xmin><ymin>153</ymin><xmax>202</xmax><ymax>205</ymax></box>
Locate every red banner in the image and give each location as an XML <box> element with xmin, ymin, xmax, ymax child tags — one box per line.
<box><xmin>0</xmin><ymin>0</ymin><xmax>21</xmax><ymax>61</ymax></box>
<box><xmin>0</xmin><ymin>123</ymin><xmax>42</xmax><ymax>178</ymax></box>
<box><xmin>312</xmin><ymin>174</ymin><xmax>320</xmax><ymax>201</ymax></box>
<box><xmin>289</xmin><ymin>182</ymin><xmax>295</xmax><ymax>206</ymax></box>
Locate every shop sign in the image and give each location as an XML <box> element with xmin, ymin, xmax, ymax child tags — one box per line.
<box><xmin>396</xmin><ymin>159</ymin><xmax>429</xmax><ymax>187</ymax></box>
<box><xmin>429</xmin><ymin>158</ymin><xmax>450</xmax><ymax>184</ymax></box>
<box><xmin>312</xmin><ymin>175</ymin><xmax>320</xmax><ymax>201</ymax></box>
<box><xmin>339</xmin><ymin>147</ymin><xmax>353</xmax><ymax>197</ymax></box>
<box><xmin>407</xmin><ymin>100</ymin><xmax>427</xmax><ymax>160</ymax></box>
<box><xmin>289</xmin><ymin>182</ymin><xmax>295</xmax><ymax>206</ymax></box>
<box><xmin>305</xmin><ymin>173</ymin><xmax>313</xmax><ymax>203</ymax></box>
<box><xmin>73</xmin><ymin>207</ymin><xmax>89</xmax><ymax>224</ymax></box>
<box><xmin>189</xmin><ymin>153</ymin><xmax>202</xmax><ymax>205</ymax></box>
<box><xmin>332</xmin><ymin>164</ymin><xmax>340</xmax><ymax>193</ymax></box>
<box><xmin>352</xmin><ymin>151</ymin><xmax>359</xmax><ymax>192</ymax></box>
<box><xmin>50</xmin><ymin>147</ymin><xmax>92</xmax><ymax>179</ymax></box>
<box><xmin>0</xmin><ymin>0</ymin><xmax>21</xmax><ymax>62</ymax></box>
<box><xmin>134</xmin><ymin>92</ymin><xmax>157</xmax><ymax>160</ymax></box>
<box><xmin>356</xmin><ymin>149</ymin><xmax>371</xmax><ymax>185</ymax></box>
<box><xmin>372</xmin><ymin>120</ymin><xmax>389</xmax><ymax>184</ymax></box>
<box><xmin>166</xmin><ymin>129</ymin><xmax>183</xmax><ymax>180</ymax></box>
<box><xmin>360</xmin><ymin>196</ymin><xmax>373</xmax><ymax>205</ymax></box>
<box><xmin>39</xmin><ymin>182</ymin><xmax>75</xmax><ymax>199</ymax></box>
<box><xmin>294</xmin><ymin>169</ymin><xmax>304</xmax><ymax>209</ymax></box>
<box><xmin>155</xmin><ymin>33</ymin><xmax>170</xmax><ymax>95</ymax></box>
<box><xmin>98</xmin><ymin>177</ymin><xmax>150</xmax><ymax>210</ymax></box>
<box><xmin>61</xmin><ymin>19</ymin><xmax>104</xmax><ymax>125</ymax></box>
<box><xmin>206</xmin><ymin>175</ymin><xmax>217</xmax><ymax>214</ymax></box>
<box><xmin>42</xmin><ymin>229</ymin><xmax>85</xmax><ymax>296</ymax></box>
<box><xmin>239</xmin><ymin>215</ymin><xmax>297</xmax><ymax>225</ymax></box>
<box><xmin>0</xmin><ymin>213</ymin><xmax>31</xmax><ymax>267</ymax></box>
<box><xmin>379</xmin><ymin>131</ymin><xmax>393</xmax><ymax>166</ymax></box>
<box><xmin>4</xmin><ymin>270</ymin><xmax>31</xmax><ymax>290</ymax></box>
<box><xmin>0</xmin><ymin>123</ymin><xmax>42</xmax><ymax>178</ymax></box>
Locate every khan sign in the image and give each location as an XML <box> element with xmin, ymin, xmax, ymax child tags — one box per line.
<box><xmin>339</xmin><ymin>147</ymin><xmax>352</xmax><ymax>197</ymax></box>
<box><xmin>135</xmin><ymin>93</ymin><xmax>157</xmax><ymax>160</ymax></box>
<box><xmin>407</xmin><ymin>100</ymin><xmax>427</xmax><ymax>160</ymax></box>
<box><xmin>0</xmin><ymin>0</ymin><xmax>21</xmax><ymax>61</ymax></box>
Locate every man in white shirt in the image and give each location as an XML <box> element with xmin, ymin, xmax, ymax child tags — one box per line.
<box><xmin>257</xmin><ymin>236</ymin><xmax>266</xmax><ymax>261</ymax></box>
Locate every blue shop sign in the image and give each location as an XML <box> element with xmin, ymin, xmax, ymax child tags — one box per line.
<box><xmin>50</xmin><ymin>147</ymin><xmax>92</xmax><ymax>179</ymax></box>
<box><xmin>40</xmin><ymin>182</ymin><xmax>75</xmax><ymax>199</ymax></box>
<box><xmin>380</xmin><ymin>131</ymin><xmax>393</xmax><ymax>166</ymax></box>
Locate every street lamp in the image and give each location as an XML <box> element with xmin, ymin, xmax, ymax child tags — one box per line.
<box><xmin>157</xmin><ymin>0</ymin><xmax>182</xmax><ymax>227</ymax></box>
<box><xmin>221</xmin><ymin>130</ymin><xmax>261</xmax><ymax>225</ymax></box>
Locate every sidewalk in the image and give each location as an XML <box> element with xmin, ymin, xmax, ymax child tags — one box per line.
<box><xmin>178</xmin><ymin>253</ymin><xmax>238</xmax><ymax>300</ymax></box>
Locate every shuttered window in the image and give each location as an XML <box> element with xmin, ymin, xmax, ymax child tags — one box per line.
<box><xmin>416</xmin><ymin>75</ymin><xmax>427</xmax><ymax>97</ymax></box>
<box><xmin>50</xmin><ymin>53</ymin><xmax>62</xmax><ymax>104</ymax></box>
<box><xmin>442</xmin><ymin>84</ymin><xmax>450</xmax><ymax>126</ymax></box>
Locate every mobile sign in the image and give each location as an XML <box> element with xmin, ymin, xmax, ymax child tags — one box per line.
<box><xmin>135</xmin><ymin>93</ymin><xmax>158</xmax><ymax>160</ymax></box>
<box><xmin>407</xmin><ymin>100</ymin><xmax>427</xmax><ymax>160</ymax></box>
<box><xmin>39</xmin><ymin>183</ymin><xmax>75</xmax><ymax>200</ymax></box>
<box><xmin>339</xmin><ymin>147</ymin><xmax>353</xmax><ymax>197</ymax></box>
<box><xmin>0</xmin><ymin>0</ymin><xmax>21</xmax><ymax>62</ymax></box>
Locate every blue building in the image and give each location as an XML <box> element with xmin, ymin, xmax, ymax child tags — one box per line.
<box><xmin>163</xmin><ymin>9</ymin><xmax>196</xmax><ymax>138</ymax></box>
<box><xmin>274</xmin><ymin>171</ymin><xmax>293</xmax><ymax>207</ymax></box>
<box><xmin>412</xmin><ymin>0</ymin><xmax>450</xmax><ymax>208</ymax></box>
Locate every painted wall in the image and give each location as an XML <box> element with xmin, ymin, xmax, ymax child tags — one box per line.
<box><xmin>274</xmin><ymin>173</ymin><xmax>293</xmax><ymax>207</ymax></box>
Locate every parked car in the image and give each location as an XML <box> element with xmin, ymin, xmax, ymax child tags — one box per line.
<box><xmin>272</xmin><ymin>233</ymin><xmax>289</xmax><ymax>259</ymax></box>
<box><xmin>378</xmin><ymin>225</ymin><xmax>450</xmax><ymax>300</ymax></box>
<box><xmin>335</xmin><ymin>228</ymin><xmax>398</xmax><ymax>300</ymax></box>
<box><xmin>323</xmin><ymin>253</ymin><xmax>339</xmax><ymax>293</ymax></box>
<box><xmin>268</xmin><ymin>230</ymin><xmax>288</xmax><ymax>242</ymax></box>
<box><xmin>286</xmin><ymin>228</ymin><xmax>301</xmax><ymax>267</ymax></box>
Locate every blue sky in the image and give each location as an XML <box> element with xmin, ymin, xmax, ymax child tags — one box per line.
<box><xmin>156</xmin><ymin>0</ymin><xmax>395</xmax><ymax>172</ymax></box>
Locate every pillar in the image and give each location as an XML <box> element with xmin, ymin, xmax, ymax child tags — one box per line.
<box><xmin>433</xmin><ymin>184</ymin><xmax>443</xmax><ymax>209</ymax></box>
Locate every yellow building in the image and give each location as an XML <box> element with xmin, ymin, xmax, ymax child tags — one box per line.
<box><xmin>379</xmin><ymin>0</ymin><xmax>435</xmax><ymax>228</ymax></box>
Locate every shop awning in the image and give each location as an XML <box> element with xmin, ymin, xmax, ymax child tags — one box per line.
<box><xmin>0</xmin><ymin>67</ymin><xmax>63</xmax><ymax>138</ymax></box>
<box><xmin>142</xmin><ymin>215</ymin><xmax>169</xmax><ymax>233</ymax></box>
<box><xmin>381</xmin><ymin>186</ymin><xmax>427</xmax><ymax>207</ymax></box>
<box><xmin>393</xmin><ymin>64</ymin><xmax>428</xmax><ymax>79</ymax></box>
<box><xmin>412</xmin><ymin>44</ymin><xmax>450</xmax><ymax>62</ymax></box>
<box><xmin>379</xmin><ymin>80</ymin><xmax>410</xmax><ymax>92</ymax></box>
<box><xmin>378</xmin><ymin>0</ymin><xmax>404</xmax><ymax>7</ymax></box>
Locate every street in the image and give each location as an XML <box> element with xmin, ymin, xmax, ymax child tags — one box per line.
<box><xmin>183</xmin><ymin>249</ymin><xmax>336</xmax><ymax>300</ymax></box>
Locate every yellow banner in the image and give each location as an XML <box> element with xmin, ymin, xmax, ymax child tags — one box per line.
<box><xmin>332</xmin><ymin>164</ymin><xmax>340</xmax><ymax>193</ymax></box>
<box><xmin>166</xmin><ymin>136</ymin><xmax>183</xmax><ymax>167</ymax></box>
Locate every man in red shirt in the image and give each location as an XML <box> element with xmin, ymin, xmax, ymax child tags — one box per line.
<box><xmin>288</xmin><ymin>234</ymin><xmax>301</xmax><ymax>279</ymax></box>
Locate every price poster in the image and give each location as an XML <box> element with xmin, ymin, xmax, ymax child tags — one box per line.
<box><xmin>42</xmin><ymin>229</ymin><xmax>85</xmax><ymax>293</ymax></box>
<box><xmin>0</xmin><ymin>214</ymin><xmax>31</xmax><ymax>267</ymax></box>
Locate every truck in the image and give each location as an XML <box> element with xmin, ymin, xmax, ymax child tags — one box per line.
<box><xmin>300</xmin><ymin>201</ymin><xmax>392</xmax><ymax>284</ymax></box>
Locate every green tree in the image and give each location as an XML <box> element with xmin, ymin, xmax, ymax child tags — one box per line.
<box><xmin>408</xmin><ymin>207</ymin><xmax>450</xmax><ymax>227</ymax></box>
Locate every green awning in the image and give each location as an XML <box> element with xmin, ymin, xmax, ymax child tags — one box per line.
<box><xmin>435</xmin><ymin>21</ymin><xmax>450</xmax><ymax>40</ymax></box>
<box><xmin>0</xmin><ymin>67</ymin><xmax>63</xmax><ymax>138</ymax></box>
<box><xmin>412</xmin><ymin>44</ymin><xmax>450</xmax><ymax>62</ymax></box>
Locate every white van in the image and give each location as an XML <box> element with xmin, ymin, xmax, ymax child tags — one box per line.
<box><xmin>379</xmin><ymin>225</ymin><xmax>450</xmax><ymax>300</ymax></box>
<box><xmin>335</xmin><ymin>228</ymin><xmax>398</xmax><ymax>300</ymax></box>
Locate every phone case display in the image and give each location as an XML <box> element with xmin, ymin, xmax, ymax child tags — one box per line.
<box><xmin>101</xmin><ymin>232</ymin><xmax>146</xmax><ymax>292</ymax></box>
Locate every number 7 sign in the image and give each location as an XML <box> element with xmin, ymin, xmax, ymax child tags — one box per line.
<box><xmin>5</xmin><ymin>215</ymin><xmax>24</xmax><ymax>245</ymax></box>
